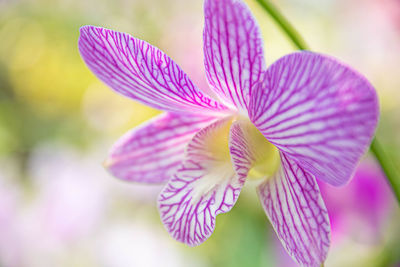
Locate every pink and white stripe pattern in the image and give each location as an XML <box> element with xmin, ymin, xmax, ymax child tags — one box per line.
<box><xmin>78</xmin><ymin>0</ymin><xmax>379</xmax><ymax>266</ymax></box>
<box><xmin>79</xmin><ymin>26</ymin><xmax>228</xmax><ymax>114</ymax></box>
<box><xmin>204</xmin><ymin>0</ymin><xmax>265</xmax><ymax>112</ymax></box>
<box><xmin>158</xmin><ymin>119</ymin><xmax>244</xmax><ymax>246</ymax></box>
<box><xmin>249</xmin><ymin>52</ymin><xmax>378</xmax><ymax>186</ymax></box>
<box><xmin>105</xmin><ymin>113</ymin><xmax>218</xmax><ymax>183</ymax></box>
<box><xmin>258</xmin><ymin>153</ymin><xmax>330</xmax><ymax>266</ymax></box>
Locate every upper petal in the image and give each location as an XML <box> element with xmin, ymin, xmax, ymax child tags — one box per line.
<box><xmin>105</xmin><ymin>112</ymin><xmax>217</xmax><ymax>184</ymax></box>
<box><xmin>158</xmin><ymin>118</ymin><xmax>245</xmax><ymax>246</ymax></box>
<box><xmin>258</xmin><ymin>152</ymin><xmax>330</xmax><ymax>267</ymax></box>
<box><xmin>79</xmin><ymin>25</ymin><xmax>228</xmax><ymax>114</ymax></box>
<box><xmin>249</xmin><ymin>51</ymin><xmax>379</xmax><ymax>186</ymax></box>
<box><xmin>203</xmin><ymin>0</ymin><xmax>265</xmax><ymax>112</ymax></box>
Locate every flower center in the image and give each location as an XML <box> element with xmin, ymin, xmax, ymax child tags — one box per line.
<box><xmin>240</xmin><ymin>120</ymin><xmax>280</xmax><ymax>180</ymax></box>
<box><xmin>197</xmin><ymin>117</ymin><xmax>280</xmax><ymax>182</ymax></box>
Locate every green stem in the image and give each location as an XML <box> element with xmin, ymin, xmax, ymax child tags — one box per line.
<box><xmin>255</xmin><ymin>0</ymin><xmax>400</xmax><ymax>204</ymax></box>
<box><xmin>370</xmin><ymin>139</ymin><xmax>400</xmax><ymax>202</ymax></box>
<box><xmin>254</xmin><ymin>0</ymin><xmax>309</xmax><ymax>50</ymax></box>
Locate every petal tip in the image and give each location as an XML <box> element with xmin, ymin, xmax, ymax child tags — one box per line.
<box><xmin>78</xmin><ymin>25</ymin><xmax>94</xmax><ymax>39</ymax></box>
<box><xmin>79</xmin><ymin>25</ymin><xmax>90</xmax><ymax>33</ymax></box>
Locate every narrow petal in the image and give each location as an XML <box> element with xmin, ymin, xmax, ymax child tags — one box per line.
<box><xmin>249</xmin><ymin>51</ymin><xmax>379</xmax><ymax>186</ymax></box>
<box><xmin>158</xmin><ymin>119</ymin><xmax>244</xmax><ymax>246</ymax></box>
<box><xmin>258</xmin><ymin>152</ymin><xmax>330</xmax><ymax>267</ymax></box>
<box><xmin>105</xmin><ymin>113</ymin><xmax>217</xmax><ymax>184</ymax></box>
<box><xmin>203</xmin><ymin>0</ymin><xmax>265</xmax><ymax>112</ymax></box>
<box><xmin>79</xmin><ymin>26</ymin><xmax>228</xmax><ymax>114</ymax></box>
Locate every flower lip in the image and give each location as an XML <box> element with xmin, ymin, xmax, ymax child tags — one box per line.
<box><xmin>158</xmin><ymin>118</ymin><xmax>244</xmax><ymax>247</ymax></box>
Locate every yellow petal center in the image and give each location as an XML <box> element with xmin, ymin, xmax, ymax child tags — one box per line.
<box><xmin>194</xmin><ymin>117</ymin><xmax>280</xmax><ymax>181</ymax></box>
<box><xmin>237</xmin><ymin>119</ymin><xmax>280</xmax><ymax>180</ymax></box>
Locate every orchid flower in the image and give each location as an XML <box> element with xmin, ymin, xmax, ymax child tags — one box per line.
<box><xmin>78</xmin><ymin>0</ymin><xmax>378</xmax><ymax>266</ymax></box>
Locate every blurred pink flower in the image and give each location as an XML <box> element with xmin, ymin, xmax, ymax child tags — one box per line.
<box><xmin>317</xmin><ymin>158</ymin><xmax>394</xmax><ymax>244</ymax></box>
<box><xmin>0</xmin><ymin>144</ymin><xmax>195</xmax><ymax>266</ymax></box>
<box><xmin>95</xmin><ymin>221</ymin><xmax>201</xmax><ymax>267</ymax></box>
<box><xmin>28</xmin><ymin>144</ymin><xmax>108</xmax><ymax>242</ymax></box>
<box><xmin>0</xmin><ymin>145</ymin><xmax>109</xmax><ymax>266</ymax></box>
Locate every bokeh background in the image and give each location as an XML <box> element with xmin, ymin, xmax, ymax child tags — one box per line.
<box><xmin>0</xmin><ymin>0</ymin><xmax>400</xmax><ymax>266</ymax></box>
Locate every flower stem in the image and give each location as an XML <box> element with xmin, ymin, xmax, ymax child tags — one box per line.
<box><xmin>255</xmin><ymin>0</ymin><xmax>400</xmax><ymax>204</ymax></box>
<box><xmin>254</xmin><ymin>0</ymin><xmax>308</xmax><ymax>50</ymax></box>
<box><xmin>370</xmin><ymin>139</ymin><xmax>400</xmax><ymax>203</ymax></box>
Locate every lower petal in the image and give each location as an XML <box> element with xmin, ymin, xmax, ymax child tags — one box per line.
<box><xmin>257</xmin><ymin>152</ymin><xmax>330</xmax><ymax>267</ymax></box>
<box><xmin>105</xmin><ymin>112</ymin><xmax>217</xmax><ymax>184</ymax></box>
<box><xmin>158</xmin><ymin>118</ymin><xmax>244</xmax><ymax>246</ymax></box>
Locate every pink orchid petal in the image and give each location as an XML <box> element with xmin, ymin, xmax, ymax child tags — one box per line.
<box><xmin>79</xmin><ymin>25</ymin><xmax>228</xmax><ymax>114</ymax></box>
<box><xmin>158</xmin><ymin>119</ymin><xmax>244</xmax><ymax>246</ymax></box>
<box><xmin>105</xmin><ymin>113</ymin><xmax>217</xmax><ymax>184</ymax></box>
<box><xmin>258</xmin><ymin>152</ymin><xmax>330</xmax><ymax>267</ymax></box>
<box><xmin>249</xmin><ymin>51</ymin><xmax>379</xmax><ymax>186</ymax></box>
<box><xmin>203</xmin><ymin>0</ymin><xmax>265</xmax><ymax>112</ymax></box>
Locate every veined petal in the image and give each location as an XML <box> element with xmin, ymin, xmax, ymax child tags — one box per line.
<box><xmin>105</xmin><ymin>112</ymin><xmax>217</xmax><ymax>184</ymax></box>
<box><xmin>79</xmin><ymin>26</ymin><xmax>228</xmax><ymax>114</ymax></box>
<box><xmin>258</xmin><ymin>152</ymin><xmax>330</xmax><ymax>267</ymax></box>
<box><xmin>158</xmin><ymin>119</ymin><xmax>244</xmax><ymax>246</ymax></box>
<box><xmin>249</xmin><ymin>51</ymin><xmax>379</xmax><ymax>186</ymax></box>
<box><xmin>203</xmin><ymin>0</ymin><xmax>265</xmax><ymax>112</ymax></box>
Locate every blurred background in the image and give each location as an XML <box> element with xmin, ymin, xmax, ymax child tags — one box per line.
<box><xmin>0</xmin><ymin>0</ymin><xmax>400</xmax><ymax>266</ymax></box>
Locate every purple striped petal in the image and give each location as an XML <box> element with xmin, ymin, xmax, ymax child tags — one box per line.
<box><xmin>229</xmin><ymin>120</ymin><xmax>255</xmax><ymax>179</ymax></box>
<box><xmin>105</xmin><ymin>112</ymin><xmax>217</xmax><ymax>184</ymax></box>
<box><xmin>203</xmin><ymin>0</ymin><xmax>265</xmax><ymax>112</ymax></box>
<box><xmin>249</xmin><ymin>51</ymin><xmax>379</xmax><ymax>186</ymax></box>
<box><xmin>79</xmin><ymin>25</ymin><xmax>228</xmax><ymax>114</ymax></box>
<box><xmin>258</xmin><ymin>152</ymin><xmax>330</xmax><ymax>267</ymax></box>
<box><xmin>158</xmin><ymin>118</ymin><xmax>244</xmax><ymax>246</ymax></box>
